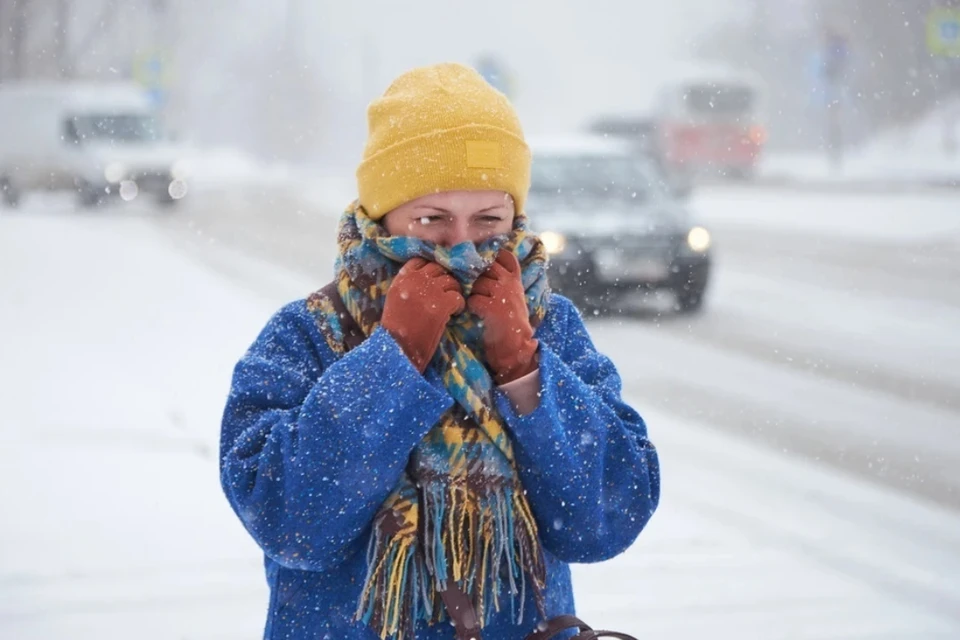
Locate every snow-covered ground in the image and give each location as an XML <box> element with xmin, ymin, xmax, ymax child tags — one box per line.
<box><xmin>2</xmin><ymin>186</ymin><xmax>960</xmax><ymax>639</ymax></box>
<box><xmin>760</xmin><ymin>100</ymin><xmax>960</xmax><ymax>187</ymax></box>
<box><xmin>163</xmin><ymin>146</ymin><xmax>355</xmax><ymax>213</ymax></box>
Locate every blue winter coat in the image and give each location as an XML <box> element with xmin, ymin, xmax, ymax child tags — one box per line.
<box><xmin>220</xmin><ymin>293</ymin><xmax>660</xmax><ymax>640</ymax></box>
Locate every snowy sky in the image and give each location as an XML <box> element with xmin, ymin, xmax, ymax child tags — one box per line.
<box><xmin>174</xmin><ymin>0</ymin><xmax>744</xmax><ymax>161</ymax></box>
<box><xmin>303</xmin><ymin>0</ymin><xmax>742</xmax><ymax>124</ymax></box>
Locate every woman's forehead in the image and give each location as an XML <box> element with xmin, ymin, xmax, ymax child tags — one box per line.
<box><xmin>408</xmin><ymin>190</ymin><xmax>514</xmax><ymax>211</ymax></box>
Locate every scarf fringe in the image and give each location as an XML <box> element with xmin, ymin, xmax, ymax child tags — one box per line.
<box><xmin>356</xmin><ymin>480</ymin><xmax>546</xmax><ymax>640</ymax></box>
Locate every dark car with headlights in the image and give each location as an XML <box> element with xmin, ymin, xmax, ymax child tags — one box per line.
<box><xmin>527</xmin><ymin>136</ymin><xmax>712</xmax><ymax>314</ymax></box>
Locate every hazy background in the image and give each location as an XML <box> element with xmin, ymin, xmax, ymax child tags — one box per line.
<box><xmin>3</xmin><ymin>2</ymin><xmax>960</xmax><ymax>639</ymax></box>
<box><xmin>4</xmin><ymin>0</ymin><xmax>957</xmax><ymax>164</ymax></box>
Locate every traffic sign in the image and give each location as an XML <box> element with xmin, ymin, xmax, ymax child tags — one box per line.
<box><xmin>133</xmin><ymin>50</ymin><xmax>172</xmax><ymax>105</ymax></box>
<box><xmin>927</xmin><ymin>8</ymin><xmax>960</xmax><ymax>57</ymax></box>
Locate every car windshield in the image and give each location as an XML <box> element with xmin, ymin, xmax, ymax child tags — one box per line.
<box><xmin>529</xmin><ymin>154</ymin><xmax>666</xmax><ymax>204</ymax></box>
<box><xmin>67</xmin><ymin>113</ymin><xmax>164</xmax><ymax>143</ymax></box>
<box><xmin>684</xmin><ymin>84</ymin><xmax>754</xmax><ymax>115</ymax></box>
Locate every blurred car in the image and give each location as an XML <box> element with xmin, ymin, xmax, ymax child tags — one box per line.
<box><xmin>527</xmin><ymin>135</ymin><xmax>712</xmax><ymax>314</ymax></box>
<box><xmin>653</xmin><ymin>63</ymin><xmax>766</xmax><ymax>180</ymax></box>
<box><xmin>588</xmin><ymin>114</ymin><xmax>660</xmax><ymax>160</ymax></box>
<box><xmin>587</xmin><ymin>113</ymin><xmax>695</xmax><ymax>199</ymax></box>
<box><xmin>0</xmin><ymin>82</ymin><xmax>189</xmax><ymax>209</ymax></box>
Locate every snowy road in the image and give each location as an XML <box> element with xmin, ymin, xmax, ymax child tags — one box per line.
<box><xmin>158</xmin><ymin>184</ymin><xmax>960</xmax><ymax>510</ymax></box>
<box><xmin>603</xmin><ymin>188</ymin><xmax>960</xmax><ymax>510</ymax></box>
<box><xmin>3</xmin><ymin>185</ymin><xmax>960</xmax><ymax>639</ymax></box>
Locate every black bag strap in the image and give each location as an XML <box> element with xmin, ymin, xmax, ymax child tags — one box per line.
<box><xmin>438</xmin><ymin>584</ymin><xmax>483</xmax><ymax>640</ymax></box>
<box><xmin>318</xmin><ymin>281</ymin><xmax>365</xmax><ymax>352</ymax></box>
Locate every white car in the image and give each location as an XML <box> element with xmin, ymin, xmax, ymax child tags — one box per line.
<box><xmin>0</xmin><ymin>82</ymin><xmax>189</xmax><ymax>208</ymax></box>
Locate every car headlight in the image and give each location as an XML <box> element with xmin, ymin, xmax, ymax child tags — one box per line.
<box><xmin>540</xmin><ymin>231</ymin><xmax>567</xmax><ymax>255</ymax></box>
<box><xmin>171</xmin><ymin>160</ymin><xmax>190</xmax><ymax>181</ymax></box>
<box><xmin>686</xmin><ymin>226</ymin><xmax>711</xmax><ymax>252</ymax></box>
<box><xmin>103</xmin><ymin>163</ymin><xmax>126</xmax><ymax>183</ymax></box>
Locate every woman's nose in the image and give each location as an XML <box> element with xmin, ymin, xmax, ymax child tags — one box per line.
<box><xmin>439</xmin><ymin>221</ymin><xmax>472</xmax><ymax>248</ymax></box>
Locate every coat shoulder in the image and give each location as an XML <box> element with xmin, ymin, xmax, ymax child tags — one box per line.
<box><xmin>546</xmin><ymin>292</ymin><xmax>581</xmax><ymax>320</ymax></box>
<box><xmin>261</xmin><ymin>297</ymin><xmax>321</xmax><ymax>341</ymax></box>
<box><xmin>536</xmin><ymin>293</ymin><xmax>587</xmax><ymax>354</ymax></box>
<box><xmin>249</xmin><ymin>296</ymin><xmax>338</xmax><ymax>369</ymax></box>
<box><xmin>541</xmin><ymin>292</ymin><xmax>581</xmax><ymax>332</ymax></box>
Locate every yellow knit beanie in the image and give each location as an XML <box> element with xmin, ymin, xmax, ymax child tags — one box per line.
<box><xmin>356</xmin><ymin>63</ymin><xmax>531</xmax><ymax>220</ymax></box>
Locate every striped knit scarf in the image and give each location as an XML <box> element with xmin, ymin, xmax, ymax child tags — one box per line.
<box><xmin>307</xmin><ymin>201</ymin><xmax>551</xmax><ymax>640</ymax></box>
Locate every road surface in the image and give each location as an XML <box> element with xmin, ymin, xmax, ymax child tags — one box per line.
<box><xmin>157</xmin><ymin>184</ymin><xmax>960</xmax><ymax>510</ymax></box>
<box><xmin>2</xmin><ymin>184</ymin><xmax>959</xmax><ymax>639</ymax></box>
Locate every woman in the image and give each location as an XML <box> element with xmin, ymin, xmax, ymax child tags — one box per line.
<box><xmin>220</xmin><ymin>62</ymin><xmax>660</xmax><ymax>640</ymax></box>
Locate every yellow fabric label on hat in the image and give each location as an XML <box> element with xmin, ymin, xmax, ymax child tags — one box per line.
<box><xmin>465</xmin><ymin>140</ymin><xmax>502</xmax><ymax>169</ymax></box>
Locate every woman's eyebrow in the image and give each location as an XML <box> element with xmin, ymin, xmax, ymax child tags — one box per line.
<box><xmin>413</xmin><ymin>205</ymin><xmax>452</xmax><ymax>214</ymax></box>
<box><xmin>411</xmin><ymin>205</ymin><xmax>506</xmax><ymax>215</ymax></box>
<box><xmin>474</xmin><ymin>205</ymin><xmax>508</xmax><ymax>215</ymax></box>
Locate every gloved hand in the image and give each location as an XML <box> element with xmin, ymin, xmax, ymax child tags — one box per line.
<box><xmin>467</xmin><ymin>250</ymin><xmax>539</xmax><ymax>385</ymax></box>
<box><xmin>381</xmin><ymin>258</ymin><xmax>465</xmax><ymax>373</ymax></box>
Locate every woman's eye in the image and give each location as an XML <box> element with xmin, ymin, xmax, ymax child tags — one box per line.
<box><xmin>418</xmin><ymin>216</ymin><xmax>442</xmax><ymax>226</ymax></box>
<box><xmin>478</xmin><ymin>216</ymin><xmax>503</xmax><ymax>224</ymax></box>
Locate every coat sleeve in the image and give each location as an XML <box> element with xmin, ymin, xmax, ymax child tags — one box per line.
<box><xmin>494</xmin><ymin>296</ymin><xmax>660</xmax><ymax>563</ymax></box>
<box><xmin>219</xmin><ymin>303</ymin><xmax>453</xmax><ymax>572</ymax></box>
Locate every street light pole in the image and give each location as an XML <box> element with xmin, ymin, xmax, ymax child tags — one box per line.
<box><xmin>821</xmin><ymin>23</ymin><xmax>849</xmax><ymax>171</ymax></box>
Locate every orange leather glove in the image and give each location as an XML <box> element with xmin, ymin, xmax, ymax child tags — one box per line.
<box><xmin>467</xmin><ymin>251</ymin><xmax>539</xmax><ymax>385</ymax></box>
<box><xmin>381</xmin><ymin>258</ymin><xmax>465</xmax><ymax>373</ymax></box>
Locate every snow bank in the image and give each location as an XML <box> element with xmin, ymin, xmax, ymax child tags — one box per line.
<box><xmin>761</xmin><ymin>99</ymin><xmax>960</xmax><ymax>186</ymax></box>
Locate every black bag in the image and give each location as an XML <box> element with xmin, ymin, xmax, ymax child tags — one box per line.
<box><xmin>440</xmin><ymin>583</ymin><xmax>637</xmax><ymax>640</ymax></box>
<box><xmin>524</xmin><ymin>615</ymin><xmax>638</xmax><ymax>640</ymax></box>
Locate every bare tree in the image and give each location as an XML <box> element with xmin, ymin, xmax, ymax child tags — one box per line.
<box><xmin>1</xmin><ymin>0</ymin><xmax>139</xmax><ymax>81</ymax></box>
<box><xmin>54</xmin><ymin>0</ymin><xmax>70</xmax><ymax>77</ymax></box>
<box><xmin>0</xmin><ymin>0</ymin><xmax>32</xmax><ymax>81</ymax></box>
<box><xmin>66</xmin><ymin>0</ymin><xmax>121</xmax><ymax>74</ymax></box>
